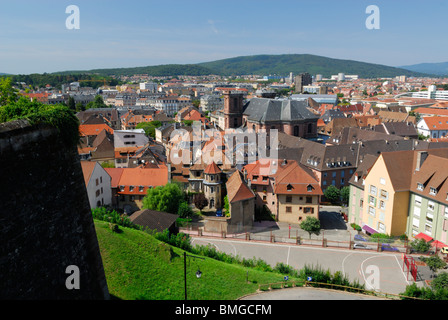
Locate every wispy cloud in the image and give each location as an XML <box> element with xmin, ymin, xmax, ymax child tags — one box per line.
<box><xmin>207</xmin><ymin>19</ymin><xmax>219</xmax><ymax>34</ymax></box>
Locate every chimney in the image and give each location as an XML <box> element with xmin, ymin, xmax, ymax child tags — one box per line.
<box><xmin>415</xmin><ymin>151</ymin><xmax>428</xmax><ymax>171</ymax></box>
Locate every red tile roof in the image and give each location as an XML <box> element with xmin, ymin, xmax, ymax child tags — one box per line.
<box><xmin>204</xmin><ymin>162</ymin><xmax>222</xmax><ymax>174</ymax></box>
<box><xmin>422</xmin><ymin>116</ymin><xmax>448</xmax><ymax>130</ymax></box>
<box><xmin>80</xmin><ymin>161</ymin><xmax>97</xmax><ymax>186</ymax></box>
<box><xmin>79</xmin><ymin>124</ymin><xmax>114</xmax><ymax>136</ymax></box>
<box><xmin>226</xmin><ymin>170</ymin><xmax>255</xmax><ymax>203</ymax></box>
<box><xmin>106</xmin><ymin>166</ymin><xmax>168</xmax><ymax>195</ymax></box>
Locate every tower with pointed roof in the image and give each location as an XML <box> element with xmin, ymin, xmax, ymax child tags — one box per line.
<box><xmin>203</xmin><ymin>161</ymin><xmax>223</xmax><ymax>209</ymax></box>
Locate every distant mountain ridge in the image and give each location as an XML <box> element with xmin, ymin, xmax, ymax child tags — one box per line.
<box><xmin>46</xmin><ymin>54</ymin><xmax>436</xmax><ymax>78</ymax></box>
<box><xmin>399</xmin><ymin>62</ymin><xmax>448</xmax><ymax>76</ymax></box>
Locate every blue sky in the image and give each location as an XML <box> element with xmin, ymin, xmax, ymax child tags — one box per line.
<box><xmin>0</xmin><ymin>0</ymin><xmax>447</xmax><ymax>74</ymax></box>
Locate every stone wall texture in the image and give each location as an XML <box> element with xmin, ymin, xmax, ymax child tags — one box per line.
<box><xmin>0</xmin><ymin>120</ymin><xmax>109</xmax><ymax>300</ymax></box>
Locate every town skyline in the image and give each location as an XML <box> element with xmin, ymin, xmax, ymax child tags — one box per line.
<box><xmin>1</xmin><ymin>0</ymin><xmax>448</xmax><ymax>74</ymax></box>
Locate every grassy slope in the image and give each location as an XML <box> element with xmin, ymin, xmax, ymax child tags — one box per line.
<box><xmin>95</xmin><ymin>220</ymin><xmax>295</xmax><ymax>300</ymax></box>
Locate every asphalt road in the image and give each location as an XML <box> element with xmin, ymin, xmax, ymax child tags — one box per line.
<box><xmin>190</xmin><ymin>237</ymin><xmax>413</xmax><ymax>296</ymax></box>
<box><xmin>241</xmin><ymin>287</ymin><xmax>386</xmax><ymax>300</ymax></box>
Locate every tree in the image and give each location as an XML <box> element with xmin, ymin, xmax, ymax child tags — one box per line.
<box><xmin>0</xmin><ymin>77</ymin><xmax>19</xmax><ymax>106</ymax></box>
<box><xmin>423</xmin><ymin>256</ymin><xmax>447</xmax><ymax>278</ymax></box>
<box><xmin>431</xmin><ymin>272</ymin><xmax>448</xmax><ymax>291</ymax></box>
<box><xmin>340</xmin><ymin>186</ymin><xmax>350</xmax><ymax>205</ymax></box>
<box><xmin>410</xmin><ymin>238</ymin><xmax>431</xmax><ymax>253</ymax></box>
<box><xmin>324</xmin><ymin>185</ymin><xmax>341</xmax><ymax>204</ymax></box>
<box><xmin>142</xmin><ymin>183</ymin><xmax>184</xmax><ymax>214</ymax></box>
<box><xmin>67</xmin><ymin>96</ymin><xmax>76</xmax><ymax>111</ymax></box>
<box><xmin>223</xmin><ymin>195</ymin><xmax>230</xmax><ymax>217</ymax></box>
<box><xmin>86</xmin><ymin>95</ymin><xmax>108</xmax><ymax>109</ymax></box>
<box><xmin>178</xmin><ymin>201</ymin><xmax>193</xmax><ymax>219</ymax></box>
<box><xmin>300</xmin><ymin>216</ymin><xmax>321</xmax><ymax>239</ymax></box>
<box><xmin>193</xmin><ymin>193</ymin><xmax>209</xmax><ymax>213</ymax></box>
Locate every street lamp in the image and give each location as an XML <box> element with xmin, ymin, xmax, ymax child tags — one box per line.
<box><xmin>184</xmin><ymin>252</ymin><xmax>205</xmax><ymax>300</ymax></box>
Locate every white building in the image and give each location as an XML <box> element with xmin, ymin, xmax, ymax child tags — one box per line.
<box><xmin>81</xmin><ymin>161</ymin><xmax>112</xmax><ymax>209</ymax></box>
<box><xmin>140</xmin><ymin>82</ymin><xmax>158</xmax><ymax>93</ymax></box>
<box><xmin>114</xmin><ymin>129</ymin><xmax>149</xmax><ymax>148</ymax></box>
<box><xmin>417</xmin><ymin>116</ymin><xmax>448</xmax><ymax>139</ymax></box>
<box><xmin>200</xmin><ymin>94</ymin><xmax>223</xmax><ymax>112</ymax></box>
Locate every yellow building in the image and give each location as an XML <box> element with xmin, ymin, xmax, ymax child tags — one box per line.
<box><xmin>361</xmin><ymin>150</ymin><xmax>414</xmax><ymax>236</ymax></box>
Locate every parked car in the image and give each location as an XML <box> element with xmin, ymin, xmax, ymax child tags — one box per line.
<box><xmin>381</xmin><ymin>243</ymin><xmax>399</xmax><ymax>252</ymax></box>
<box><xmin>354</xmin><ymin>234</ymin><xmax>367</xmax><ymax>242</ymax></box>
<box><xmin>354</xmin><ymin>243</ymin><xmax>371</xmax><ymax>250</ymax></box>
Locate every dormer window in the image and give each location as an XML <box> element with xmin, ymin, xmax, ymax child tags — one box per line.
<box><xmin>417</xmin><ymin>183</ymin><xmax>424</xmax><ymax>191</ymax></box>
<box><xmin>119</xmin><ymin>186</ymin><xmax>125</xmax><ymax>192</ymax></box>
<box><xmin>129</xmin><ymin>186</ymin><xmax>135</xmax><ymax>192</ymax></box>
<box><xmin>253</xmin><ymin>175</ymin><xmax>258</xmax><ymax>181</ymax></box>
<box><xmin>307</xmin><ymin>185</ymin><xmax>314</xmax><ymax>192</ymax></box>
<box><xmin>287</xmin><ymin>184</ymin><xmax>293</xmax><ymax>191</ymax></box>
<box><xmin>139</xmin><ymin>186</ymin><xmax>144</xmax><ymax>193</ymax></box>
<box><xmin>429</xmin><ymin>187</ymin><xmax>437</xmax><ymax>195</ymax></box>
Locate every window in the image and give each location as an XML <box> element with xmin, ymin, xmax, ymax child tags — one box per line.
<box><xmin>253</xmin><ymin>175</ymin><xmax>258</xmax><ymax>181</ymax></box>
<box><xmin>262</xmin><ymin>176</ymin><xmax>268</xmax><ymax>182</ymax></box>
<box><xmin>139</xmin><ymin>186</ymin><xmax>144</xmax><ymax>193</ymax></box>
<box><xmin>129</xmin><ymin>186</ymin><xmax>135</xmax><ymax>192</ymax></box>
<box><xmin>332</xmin><ymin>172</ymin><xmax>337</xmax><ymax>178</ymax></box>
<box><xmin>380</xmin><ymin>178</ymin><xmax>386</xmax><ymax>185</ymax></box>
<box><xmin>96</xmin><ymin>179</ymin><xmax>99</xmax><ymax>186</ymax></box>
<box><xmin>119</xmin><ymin>186</ymin><xmax>125</xmax><ymax>192</ymax></box>
<box><xmin>379</xmin><ymin>200</ymin><xmax>386</xmax><ymax>210</ymax></box>
<box><xmin>430</xmin><ymin>187</ymin><xmax>437</xmax><ymax>195</ymax></box>
<box><xmin>370</xmin><ymin>185</ymin><xmax>377</xmax><ymax>196</ymax></box>
<box><xmin>428</xmin><ymin>201</ymin><xmax>435</xmax><ymax>211</ymax></box>
<box><xmin>415</xmin><ymin>195</ymin><xmax>422</xmax><ymax>206</ymax></box>
<box><xmin>304</xmin><ymin>207</ymin><xmax>314</xmax><ymax>214</ymax></box>
<box><xmin>287</xmin><ymin>184</ymin><xmax>293</xmax><ymax>191</ymax></box>
<box><xmin>286</xmin><ymin>196</ymin><xmax>292</xmax><ymax>203</ymax></box>
<box><xmin>286</xmin><ymin>206</ymin><xmax>292</xmax><ymax>213</ymax></box>
<box><xmin>414</xmin><ymin>207</ymin><xmax>421</xmax><ymax>218</ymax></box>
<box><xmin>378</xmin><ymin>222</ymin><xmax>386</xmax><ymax>233</ymax></box>
<box><xmin>413</xmin><ymin>217</ymin><xmax>420</xmax><ymax>228</ymax></box>
<box><xmin>369</xmin><ymin>206</ymin><xmax>376</xmax><ymax>217</ymax></box>
<box><xmin>425</xmin><ymin>224</ymin><xmax>432</xmax><ymax>235</ymax></box>
<box><xmin>307</xmin><ymin>185</ymin><xmax>314</xmax><ymax>192</ymax></box>
<box><xmin>445</xmin><ymin>207</ymin><xmax>448</xmax><ymax>219</ymax></box>
<box><xmin>306</xmin><ymin>197</ymin><xmax>312</xmax><ymax>204</ymax></box>
<box><xmin>380</xmin><ymin>189</ymin><xmax>388</xmax><ymax>200</ymax></box>
<box><xmin>369</xmin><ymin>195</ymin><xmax>376</xmax><ymax>207</ymax></box>
<box><xmin>426</xmin><ymin>212</ymin><xmax>434</xmax><ymax>224</ymax></box>
<box><xmin>417</xmin><ymin>183</ymin><xmax>424</xmax><ymax>191</ymax></box>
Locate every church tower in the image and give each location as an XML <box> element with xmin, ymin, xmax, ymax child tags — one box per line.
<box><xmin>223</xmin><ymin>91</ymin><xmax>244</xmax><ymax>129</ymax></box>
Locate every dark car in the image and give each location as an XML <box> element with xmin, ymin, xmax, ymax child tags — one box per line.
<box><xmin>381</xmin><ymin>243</ymin><xmax>399</xmax><ymax>252</ymax></box>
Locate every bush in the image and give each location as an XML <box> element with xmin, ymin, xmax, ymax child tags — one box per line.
<box><xmin>273</xmin><ymin>262</ymin><xmax>298</xmax><ymax>277</ymax></box>
<box><xmin>350</xmin><ymin>223</ymin><xmax>362</xmax><ymax>231</ymax></box>
<box><xmin>92</xmin><ymin>207</ymin><xmax>141</xmax><ymax>230</ymax></box>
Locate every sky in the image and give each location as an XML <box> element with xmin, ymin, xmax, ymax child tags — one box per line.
<box><xmin>0</xmin><ymin>0</ymin><xmax>447</xmax><ymax>74</ymax></box>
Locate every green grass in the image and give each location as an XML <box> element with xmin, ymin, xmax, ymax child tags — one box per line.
<box><xmin>94</xmin><ymin>220</ymin><xmax>299</xmax><ymax>300</ymax></box>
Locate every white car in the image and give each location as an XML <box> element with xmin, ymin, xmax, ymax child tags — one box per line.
<box><xmin>442</xmin><ymin>247</ymin><xmax>448</xmax><ymax>254</ymax></box>
<box><xmin>354</xmin><ymin>243</ymin><xmax>371</xmax><ymax>250</ymax></box>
